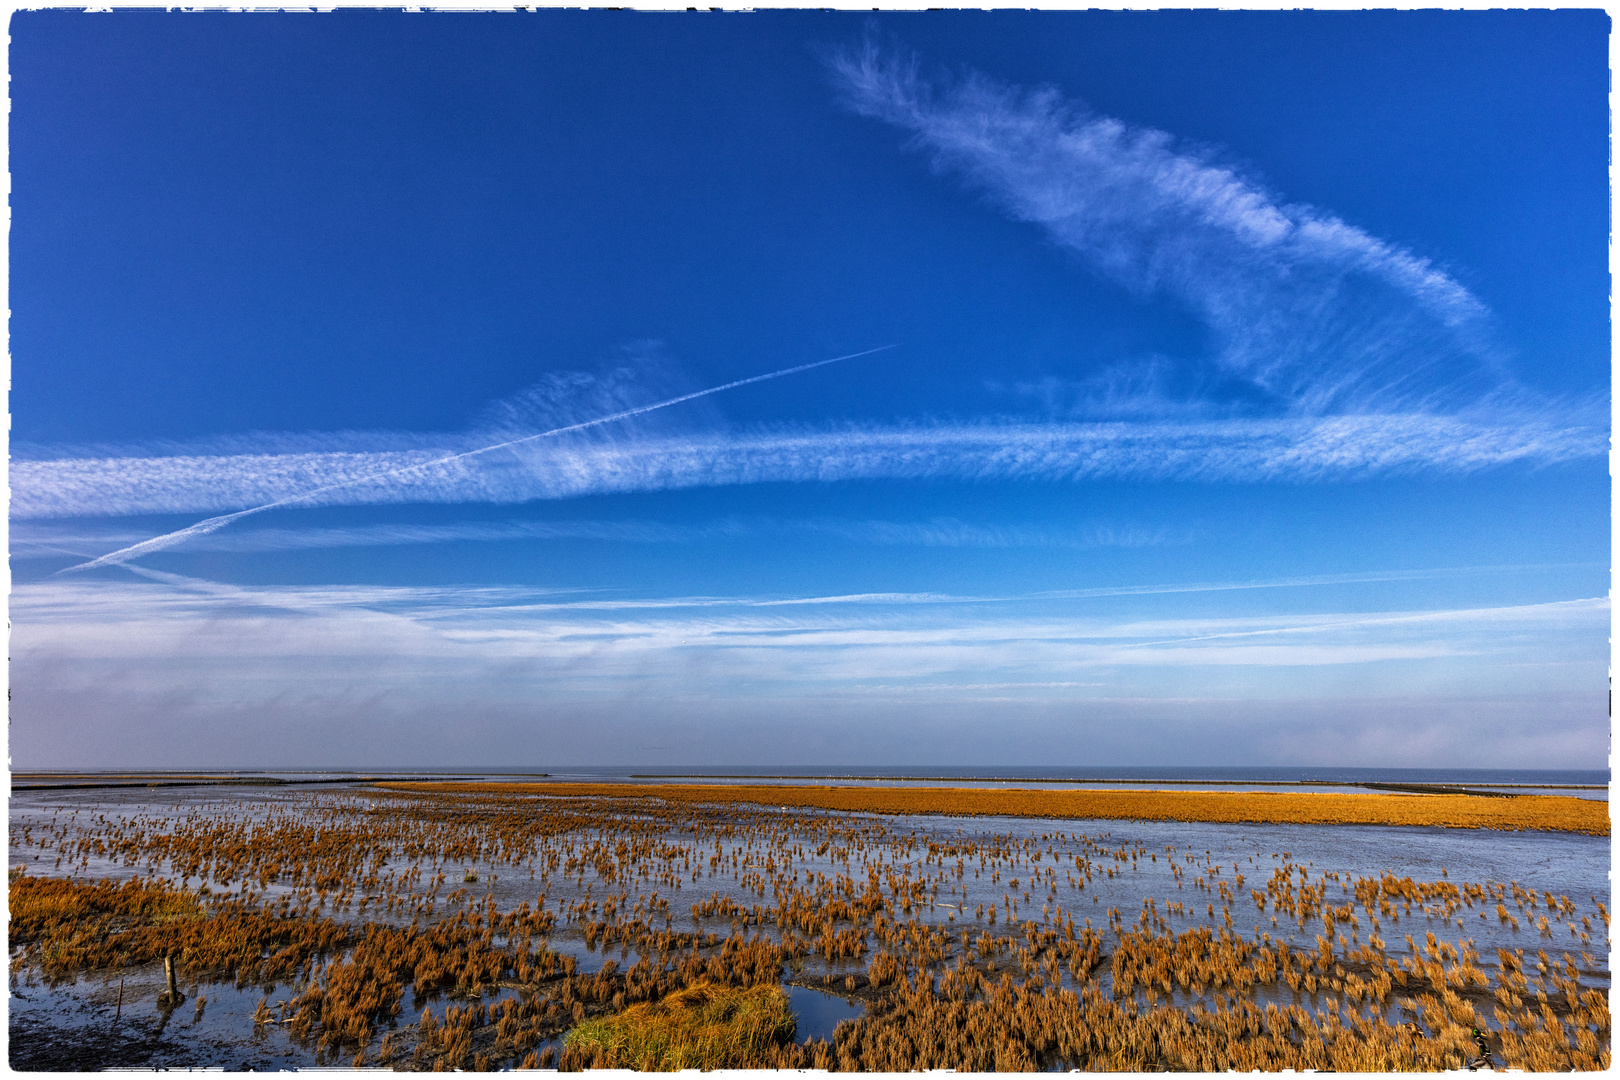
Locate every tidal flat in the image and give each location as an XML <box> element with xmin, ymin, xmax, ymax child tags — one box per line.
<box><xmin>8</xmin><ymin>779</ymin><xmax>1610</xmax><ymax>1070</ymax></box>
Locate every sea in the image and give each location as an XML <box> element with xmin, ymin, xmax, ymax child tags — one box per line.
<box><xmin>15</xmin><ymin>764</ymin><xmax>1604</xmax><ymax>798</ymax></box>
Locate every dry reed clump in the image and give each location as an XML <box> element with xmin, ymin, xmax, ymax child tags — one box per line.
<box><xmin>559</xmin><ymin>980</ymin><xmax>797</xmax><ymax>1069</ymax></box>
<box><xmin>8</xmin><ymin>872</ymin><xmax>349</xmax><ymax>986</ymax></box>
<box><xmin>767</xmin><ymin>954</ymin><xmax>1608</xmax><ymax>1072</ymax></box>
<box><xmin>398</xmin><ymin>932</ymin><xmax>798</xmax><ymax>1070</ymax></box>
<box><xmin>8</xmin><ymin>870</ymin><xmax>202</xmax><ymax>935</ymax></box>
<box><xmin>280</xmin><ymin>914</ymin><xmax>560</xmax><ymax>1058</ymax></box>
<box><xmin>282</xmin><ymin>920</ymin><xmax>793</xmax><ymax>1065</ymax></box>
<box><xmin>382</xmin><ymin>781</ymin><xmax>1609</xmax><ymax>835</ymax></box>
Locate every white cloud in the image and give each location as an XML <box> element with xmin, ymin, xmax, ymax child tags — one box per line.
<box><xmin>830</xmin><ymin>43</ymin><xmax>1521</xmax><ymax>419</ymax></box>
<box><xmin>12</xmin><ymin>414</ymin><xmax>1601</xmax><ymax>523</ymax></box>
<box><xmin>10</xmin><ymin>514</ymin><xmax>1183</xmax><ymax>558</ymax></box>
<box><xmin>14</xmin><ymin>49</ymin><xmax>1605</xmax><ymax>574</ymax></box>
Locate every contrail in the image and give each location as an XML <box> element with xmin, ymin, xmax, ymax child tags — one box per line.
<box><xmin>59</xmin><ymin>345</ymin><xmax>897</xmax><ymax>573</ymax></box>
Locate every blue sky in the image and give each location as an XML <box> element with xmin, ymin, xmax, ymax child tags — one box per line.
<box><xmin>9</xmin><ymin>10</ymin><xmax>1609</xmax><ymax>769</ymax></box>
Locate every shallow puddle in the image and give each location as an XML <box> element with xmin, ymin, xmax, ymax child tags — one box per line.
<box><xmin>786</xmin><ymin>982</ymin><xmax>865</xmax><ymax>1042</ymax></box>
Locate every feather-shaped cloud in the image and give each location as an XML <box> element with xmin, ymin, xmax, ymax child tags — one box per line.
<box><xmin>830</xmin><ymin>43</ymin><xmax>1522</xmax><ymax>417</ymax></box>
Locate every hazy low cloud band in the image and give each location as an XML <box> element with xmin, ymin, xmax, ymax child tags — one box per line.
<box><xmin>12</xmin><ymin>579</ymin><xmax>1606</xmax><ymax>767</ymax></box>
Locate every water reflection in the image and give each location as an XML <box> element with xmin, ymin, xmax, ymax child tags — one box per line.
<box><xmin>786</xmin><ymin>983</ymin><xmax>864</xmax><ymax>1042</ymax></box>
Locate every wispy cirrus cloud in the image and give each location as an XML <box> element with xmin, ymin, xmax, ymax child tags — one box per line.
<box><xmin>13</xmin><ymin>413</ymin><xmax>1601</xmax><ymax>523</ymax></box>
<box><xmin>44</xmin><ymin>347</ymin><xmax>897</xmax><ymax>571</ymax></box>
<box><xmin>11</xmin><ymin>515</ymin><xmax>1181</xmax><ymax>558</ymax></box>
<box><xmin>829</xmin><ymin>42</ymin><xmax>1564</xmax><ymax>420</ymax></box>
<box><xmin>10</xmin><ymin>49</ymin><xmax>1604</xmax><ymax>561</ymax></box>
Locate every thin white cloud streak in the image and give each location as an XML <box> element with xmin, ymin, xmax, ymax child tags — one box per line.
<box><xmin>11</xmin><ymin>515</ymin><xmax>1181</xmax><ymax>557</ymax></box>
<box><xmin>1119</xmin><ymin>598</ymin><xmax>1606</xmax><ymax>650</ymax></box>
<box><xmin>1027</xmin><ymin>563</ymin><xmax>1605</xmax><ymax>602</ymax></box>
<box><xmin>51</xmin><ymin>347</ymin><xmax>896</xmax><ymax>571</ymax></box>
<box><xmin>12</xmin><ymin>414</ymin><xmax>1602</xmax><ymax>522</ymax></box>
<box><xmin>481</xmin><ymin>563</ymin><xmax>1595</xmax><ymax>614</ymax></box>
<box><xmin>829</xmin><ymin>44</ymin><xmax>1537</xmax><ymax>418</ymax></box>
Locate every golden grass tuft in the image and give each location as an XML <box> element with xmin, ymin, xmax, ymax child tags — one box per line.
<box><xmin>8</xmin><ymin>871</ymin><xmax>203</xmax><ymax>936</ymax></box>
<box><xmin>560</xmin><ymin>980</ymin><xmax>796</xmax><ymax>1070</ymax></box>
<box><xmin>9</xmin><ymin>872</ymin><xmax>350</xmax><ymax>986</ymax></box>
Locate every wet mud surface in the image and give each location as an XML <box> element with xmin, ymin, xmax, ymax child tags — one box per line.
<box><xmin>9</xmin><ymin>971</ymin><xmax>312</xmax><ymax>1071</ymax></box>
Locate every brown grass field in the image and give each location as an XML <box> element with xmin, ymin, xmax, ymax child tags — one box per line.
<box><xmin>380</xmin><ymin>781</ymin><xmax>1609</xmax><ymax>835</ymax></box>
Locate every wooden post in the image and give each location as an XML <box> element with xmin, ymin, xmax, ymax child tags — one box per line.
<box><xmin>115</xmin><ymin>977</ymin><xmax>124</xmax><ymax>1019</ymax></box>
<box><xmin>162</xmin><ymin>955</ymin><xmax>182</xmax><ymax>1005</ymax></box>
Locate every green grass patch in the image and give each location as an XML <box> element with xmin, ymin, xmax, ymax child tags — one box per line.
<box><xmin>563</xmin><ymin>981</ymin><xmax>797</xmax><ymax>1070</ymax></box>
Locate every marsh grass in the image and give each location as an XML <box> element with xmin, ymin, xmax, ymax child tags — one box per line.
<box><xmin>561</xmin><ymin>980</ymin><xmax>796</xmax><ymax>1069</ymax></box>
<box><xmin>8</xmin><ymin>872</ymin><xmax>349</xmax><ymax>986</ymax></box>
<box><xmin>9</xmin><ymin>871</ymin><xmax>203</xmax><ymax>935</ymax></box>
<box><xmin>387</xmin><ymin>781</ymin><xmax>1609</xmax><ymax>835</ymax></box>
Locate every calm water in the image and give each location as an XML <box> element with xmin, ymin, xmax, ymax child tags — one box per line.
<box><xmin>16</xmin><ymin>764</ymin><xmax>1607</xmax><ymax>799</ymax></box>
